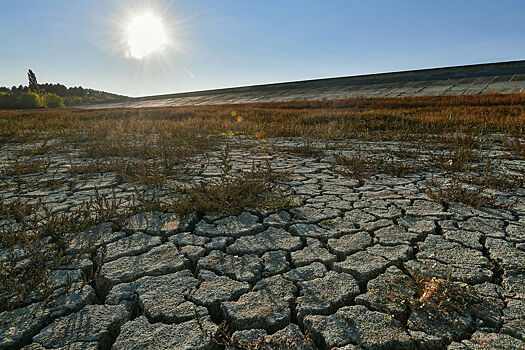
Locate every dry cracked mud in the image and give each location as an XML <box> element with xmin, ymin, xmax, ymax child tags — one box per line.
<box><xmin>1</xmin><ymin>136</ymin><xmax>524</xmax><ymax>350</ymax></box>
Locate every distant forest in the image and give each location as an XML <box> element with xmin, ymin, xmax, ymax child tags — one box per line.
<box><xmin>0</xmin><ymin>69</ymin><xmax>127</xmax><ymax>109</ymax></box>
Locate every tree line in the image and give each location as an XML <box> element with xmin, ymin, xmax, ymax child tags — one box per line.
<box><xmin>0</xmin><ymin>69</ymin><xmax>126</xmax><ymax>109</ymax></box>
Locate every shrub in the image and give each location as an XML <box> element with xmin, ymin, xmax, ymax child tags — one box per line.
<box><xmin>19</xmin><ymin>92</ymin><xmax>43</xmax><ymax>109</ymax></box>
<box><xmin>0</xmin><ymin>92</ymin><xmax>17</xmax><ymax>109</ymax></box>
<box><xmin>41</xmin><ymin>93</ymin><xmax>65</xmax><ymax>108</ymax></box>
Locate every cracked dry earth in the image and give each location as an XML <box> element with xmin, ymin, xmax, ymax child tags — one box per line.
<box><xmin>1</xmin><ymin>138</ymin><xmax>525</xmax><ymax>350</ymax></box>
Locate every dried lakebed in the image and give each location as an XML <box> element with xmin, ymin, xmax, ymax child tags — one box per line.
<box><xmin>1</xmin><ymin>137</ymin><xmax>524</xmax><ymax>349</ymax></box>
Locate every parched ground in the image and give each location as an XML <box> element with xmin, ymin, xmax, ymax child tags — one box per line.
<box><xmin>1</xmin><ymin>133</ymin><xmax>524</xmax><ymax>349</ymax></box>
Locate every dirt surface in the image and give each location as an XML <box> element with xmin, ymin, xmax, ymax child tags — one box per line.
<box><xmin>1</xmin><ymin>136</ymin><xmax>524</xmax><ymax>349</ymax></box>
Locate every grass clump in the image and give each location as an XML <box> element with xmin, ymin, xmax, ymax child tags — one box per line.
<box><xmin>125</xmin><ymin>145</ymin><xmax>294</xmax><ymax>216</ymax></box>
<box><xmin>171</xmin><ymin>146</ymin><xmax>292</xmax><ymax>215</ymax></box>
<box><xmin>276</xmin><ymin>140</ymin><xmax>323</xmax><ymax>158</ymax></box>
<box><xmin>0</xmin><ymin>190</ymin><xmax>128</xmax><ymax>310</ymax></box>
<box><xmin>0</xmin><ymin>158</ymin><xmax>51</xmax><ymax>177</ymax></box>
<box><xmin>17</xmin><ymin>142</ymin><xmax>55</xmax><ymax>157</ymax></box>
<box><xmin>502</xmin><ymin>137</ymin><xmax>525</xmax><ymax>159</ymax></box>
<box><xmin>424</xmin><ymin>178</ymin><xmax>517</xmax><ymax>208</ymax></box>
<box><xmin>171</xmin><ymin>170</ymin><xmax>291</xmax><ymax>215</ymax></box>
<box><xmin>425</xmin><ymin>178</ymin><xmax>493</xmax><ymax>208</ymax></box>
<box><xmin>411</xmin><ymin>276</ymin><xmax>484</xmax><ymax>316</ymax></box>
<box><xmin>333</xmin><ymin>152</ymin><xmax>418</xmax><ymax>179</ymax></box>
<box><xmin>69</xmin><ymin>159</ymin><xmax>179</xmax><ymax>188</ymax></box>
<box><xmin>374</xmin><ymin>271</ymin><xmax>487</xmax><ymax>326</ymax></box>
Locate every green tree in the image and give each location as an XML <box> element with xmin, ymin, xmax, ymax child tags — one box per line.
<box><xmin>41</xmin><ymin>93</ymin><xmax>65</xmax><ymax>108</ymax></box>
<box><xmin>20</xmin><ymin>92</ymin><xmax>43</xmax><ymax>109</ymax></box>
<box><xmin>27</xmin><ymin>69</ymin><xmax>39</xmax><ymax>94</ymax></box>
<box><xmin>0</xmin><ymin>92</ymin><xmax>17</xmax><ymax>108</ymax></box>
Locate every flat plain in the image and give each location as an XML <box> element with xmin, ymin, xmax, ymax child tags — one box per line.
<box><xmin>1</xmin><ymin>94</ymin><xmax>524</xmax><ymax>349</ymax></box>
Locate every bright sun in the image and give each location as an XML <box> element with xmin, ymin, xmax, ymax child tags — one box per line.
<box><xmin>126</xmin><ymin>13</ymin><xmax>167</xmax><ymax>59</ymax></box>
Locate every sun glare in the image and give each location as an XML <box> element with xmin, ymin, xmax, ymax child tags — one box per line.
<box><xmin>126</xmin><ymin>13</ymin><xmax>167</xmax><ymax>59</ymax></box>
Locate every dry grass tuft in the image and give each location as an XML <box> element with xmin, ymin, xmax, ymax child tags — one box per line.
<box><xmin>1</xmin><ymin>158</ymin><xmax>51</xmax><ymax>176</ymax></box>
<box><xmin>425</xmin><ymin>178</ymin><xmax>503</xmax><ymax>208</ymax></box>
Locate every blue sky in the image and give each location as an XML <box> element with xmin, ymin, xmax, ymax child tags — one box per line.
<box><xmin>1</xmin><ymin>0</ymin><xmax>524</xmax><ymax>97</ymax></box>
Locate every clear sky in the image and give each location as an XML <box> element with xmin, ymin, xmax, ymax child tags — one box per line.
<box><xmin>1</xmin><ymin>0</ymin><xmax>524</xmax><ymax>97</ymax></box>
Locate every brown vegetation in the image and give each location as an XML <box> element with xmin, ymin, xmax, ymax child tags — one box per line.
<box><xmin>1</xmin><ymin>92</ymin><xmax>524</xmax><ymax>144</ymax></box>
